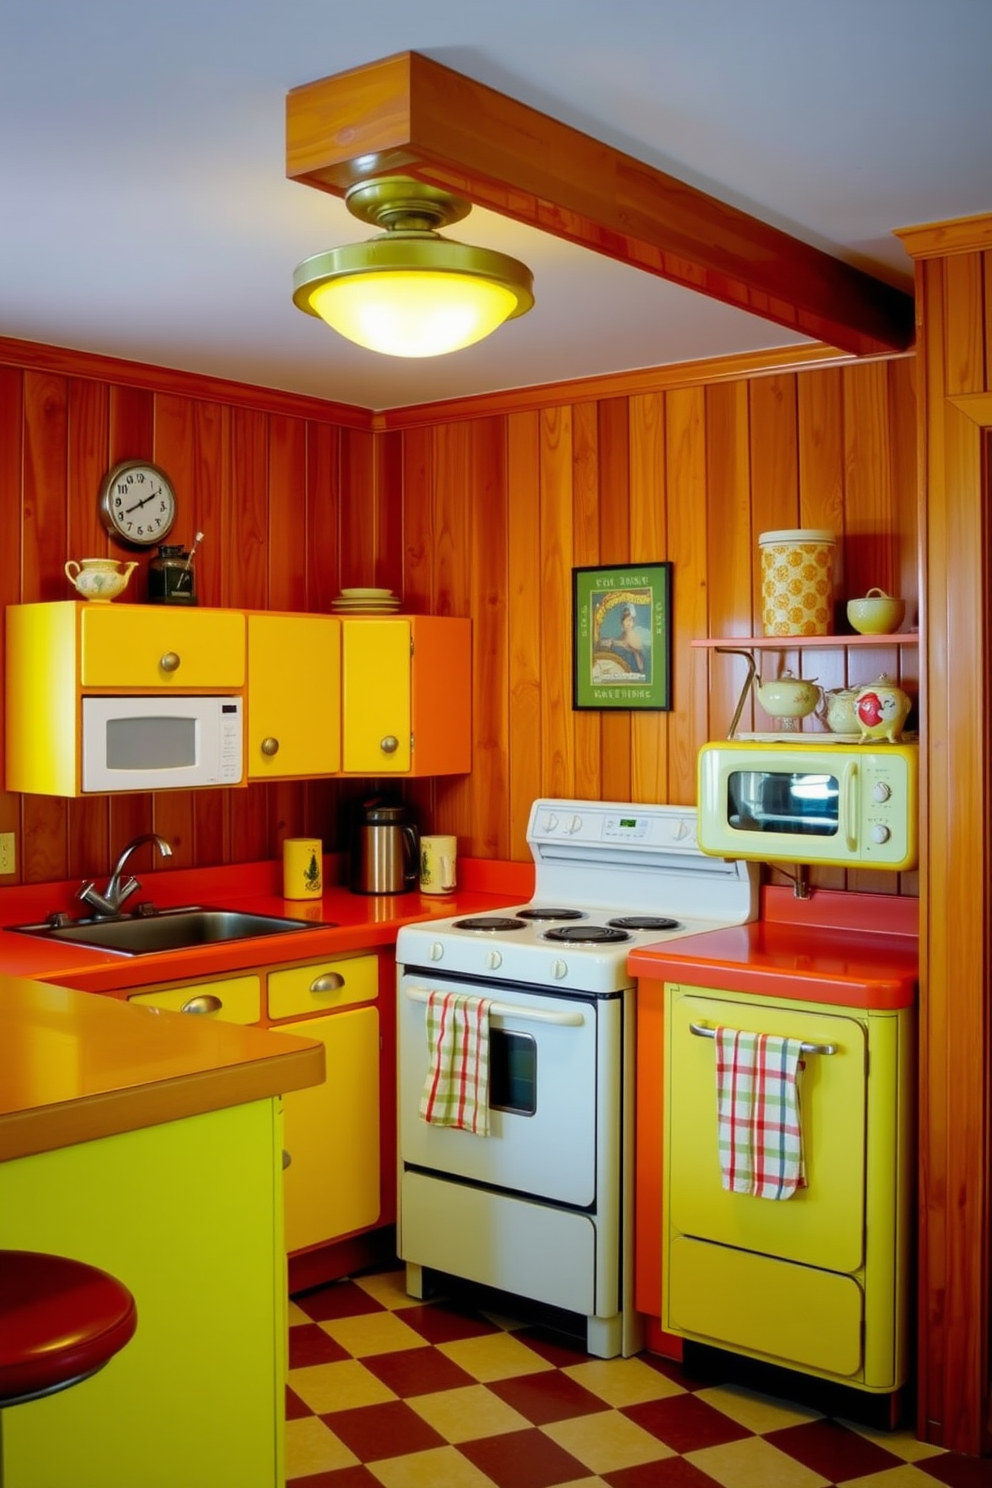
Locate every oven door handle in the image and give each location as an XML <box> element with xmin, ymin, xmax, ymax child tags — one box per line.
<box><xmin>690</xmin><ymin>1021</ymin><xmax>836</xmax><ymax>1055</ymax></box>
<box><xmin>404</xmin><ymin>986</ymin><xmax>586</xmax><ymax>1027</ymax></box>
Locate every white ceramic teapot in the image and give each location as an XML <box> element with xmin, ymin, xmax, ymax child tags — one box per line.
<box><xmin>65</xmin><ymin>557</ymin><xmax>137</xmax><ymax>603</ymax></box>
<box><xmin>754</xmin><ymin>669</ymin><xmax>821</xmax><ymax>720</ymax></box>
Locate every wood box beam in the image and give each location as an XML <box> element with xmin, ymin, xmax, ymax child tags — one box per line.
<box><xmin>286</xmin><ymin>51</ymin><xmax>914</xmax><ymax>359</ymax></box>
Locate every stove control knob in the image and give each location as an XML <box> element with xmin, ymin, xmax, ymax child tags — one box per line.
<box><xmin>542</xmin><ymin>812</ymin><xmax>559</xmax><ymax>831</ymax></box>
<box><xmin>551</xmin><ymin>958</ymin><xmax>568</xmax><ymax>980</ymax></box>
<box><xmin>673</xmin><ymin>818</ymin><xmax>690</xmax><ymax>840</ymax></box>
<box><xmin>487</xmin><ymin>950</ymin><xmax>503</xmax><ymax>970</ymax></box>
<box><xmin>870</xmin><ymin>823</ymin><xmax>892</xmax><ymax>845</ymax></box>
<box><xmin>429</xmin><ymin>942</ymin><xmax>444</xmax><ymax>962</ymax></box>
<box><xmin>565</xmin><ymin>814</ymin><xmax>582</xmax><ymax>834</ymax></box>
<box><xmin>871</xmin><ymin>781</ymin><xmax>892</xmax><ymax>803</ymax></box>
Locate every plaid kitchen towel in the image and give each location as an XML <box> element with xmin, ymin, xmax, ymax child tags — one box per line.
<box><xmin>715</xmin><ymin>1026</ymin><xmax>807</xmax><ymax>1200</ymax></box>
<box><xmin>419</xmin><ymin>991</ymin><xmax>493</xmax><ymax>1136</ymax></box>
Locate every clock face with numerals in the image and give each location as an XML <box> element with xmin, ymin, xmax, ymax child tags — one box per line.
<box><xmin>98</xmin><ymin>460</ymin><xmax>177</xmax><ymax>547</ymax></box>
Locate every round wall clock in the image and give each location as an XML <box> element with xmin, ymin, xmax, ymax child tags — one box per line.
<box><xmin>98</xmin><ymin>459</ymin><xmax>177</xmax><ymax>547</ymax></box>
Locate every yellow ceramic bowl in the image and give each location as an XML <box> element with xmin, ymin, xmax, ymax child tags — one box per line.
<box><xmin>846</xmin><ymin>589</ymin><xmax>906</xmax><ymax>635</ymax></box>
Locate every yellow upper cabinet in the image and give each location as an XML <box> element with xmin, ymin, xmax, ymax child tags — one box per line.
<box><xmin>246</xmin><ymin>613</ymin><xmax>341</xmax><ymax>779</ymax></box>
<box><xmin>79</xmin><ymin>604</ymin><xmax>245</xmax><ymax>688</ymax></box>
<box><xmin>341</xmin><ymin>615</ymin><xmax>471</xmax><ymax>776</ymax></box>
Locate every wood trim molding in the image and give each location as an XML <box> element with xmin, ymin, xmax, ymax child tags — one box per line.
<box><xmin>0</xmin><ymin>335</ymin><xmax>374</xmax><ymax>428</ymax></box>
<box><xmin>375</xmin><ymin>342</ymin><xmax>912</xmax><ymax>431</ymax></box>
<box><xmin>287</xmin><ymin>51</ymin><xmax>914</xmax><ymax>358</ymax></box>
<box><xmin>949</xmin><ymin>392</ymin><xmax>992</xmax><ymax>426</ymax></box>
<box><xmin>896</xmin><ymin>213</ymin><xmax>992</xmax><ymax>262</ymax></box>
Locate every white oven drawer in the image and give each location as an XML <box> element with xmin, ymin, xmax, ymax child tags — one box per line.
<box><xmin>398</xmin><ymin>977</ymin><xmax>617</xmax><ymax>1209</ymax></box>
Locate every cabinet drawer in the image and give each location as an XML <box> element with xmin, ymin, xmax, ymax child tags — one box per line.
<box><xmin>80</xmin><ymin>607</ymin><xmax>245</xmax><ymax>688</ymax></box>
<box><xmin>128</xmin><ymin>975</ymin><xmax>261</xmax><ymax>1024</ymax></box>
<box><xmin>667</xmin><ymin>1235</ymin><xmax>864</xmax><ymax>1378</ymax></box>
<box><xmin>268</xmin><ymin>955</ymin><xmax>378</xmax><ymax>1020</ymax></box>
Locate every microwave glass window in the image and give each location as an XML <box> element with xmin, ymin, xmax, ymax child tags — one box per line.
<box><xmin>106</xmin><ymin>716</ymin><xmax>198</xmax><ymax>772</ymax></box>
<box><xmin>727</xmin><ymin>769</ymin><xmax>840</xmax><ymax>837</ymax></box>
<box><xmin>489</xmin><ymin>1029</ymin><xmax>537</xmax><ymax>1116</ymax></box>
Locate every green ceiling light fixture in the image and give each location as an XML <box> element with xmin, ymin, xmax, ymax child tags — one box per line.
<box><xmin>292</xmin><ymin>176</ymin><xmax>534</xmax><ymax>358</ymax></box>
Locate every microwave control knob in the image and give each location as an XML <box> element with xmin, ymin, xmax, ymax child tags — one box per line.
<box><xmin>429</xmin><ymin>942</ymin><xmax>444</xmax><ymax>962</ymax></box>
<box><xmin>551</xmin><ymin>958</ymin><xmax>568</xmax><ymax>980</ymax></box>
<box><xmin>870</xmin><ymin>824</ymin><xmax>892</xmax><ymax>844</ymax></box>
<box><xmin>871</xmin><ymin>781</ymin><xmax>892</xmax><ymax>803</ymax></box>
<box><xmin>487</xmin><ymin>950</ymin><xmax>503</xmax><ymax>970</ymax></box>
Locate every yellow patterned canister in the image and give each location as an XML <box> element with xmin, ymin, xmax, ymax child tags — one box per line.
<box><xmin>759</xmin><ymin>528</ymin><xmax>835</xmax><ymax>636</ymax></box>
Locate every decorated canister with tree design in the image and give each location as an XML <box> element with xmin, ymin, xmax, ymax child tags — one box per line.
<box><xmin>283</xmin><ymin>837</ymin><xmax>323</xmax><ymax>899</ymax></box>
<box><xmin>759</xmin><ymin>528</ymin><xmax>835</xmax><ymax>636</ymax></box>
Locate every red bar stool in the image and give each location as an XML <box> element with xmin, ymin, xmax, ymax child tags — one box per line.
<box><xmin>0</xmin><ymin>1250</ymin><xmax>137</xmax><ymax>1486</ymax></box>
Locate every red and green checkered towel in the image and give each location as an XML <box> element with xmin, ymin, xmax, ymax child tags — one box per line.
<box><xmin>419</xmin><ymin>991</ymin><xmax>493</xmax><ymax>1136</ymax></box>
<box><xmin>715</xmin><ymin>1027</ymin><xmax>807</xmax><ymax>1200</ymax></box>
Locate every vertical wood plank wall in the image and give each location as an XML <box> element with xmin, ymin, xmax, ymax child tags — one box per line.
<box><xmin>0</xmin><ymin>344</ymin><xmax>375</xmax><ymax>884</ymax></box>
<box><xmin>389</xmin><ymin>358</ymin><xmax>919</xmax><ymax>896</ymax></box>
<box><xmin>897</xmin><ymin>214</ymin><xmax>992</xmax><ymax>1456</ymax></box>
<box><xmin>0</xmin><ymin>340</ymin><xmax>917</xmax><ymax>902</ymax></box>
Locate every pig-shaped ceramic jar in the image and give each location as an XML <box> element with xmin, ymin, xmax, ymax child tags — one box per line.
<box><xmin>855</xmin><ymin>675</ymin><xmax>912</xmax><ymax>742</ymax></box>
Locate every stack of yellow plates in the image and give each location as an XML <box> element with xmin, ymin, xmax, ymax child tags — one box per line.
<box><xmin>331</xmin><ymin>587</ymin><xmax>402</xmax><ymax>613</ymax></box>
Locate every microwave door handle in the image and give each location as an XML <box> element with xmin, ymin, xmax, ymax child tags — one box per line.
<box><xmin>842</xmin><ymin>760</ymin><xmax>859</xmax><ymax>852</ymax></box>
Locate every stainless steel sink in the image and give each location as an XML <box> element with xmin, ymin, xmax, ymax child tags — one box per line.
<box><xmin>7</xmin><ymin>905</ymin><xmax>336</xmax><ymax>957</ymax></box>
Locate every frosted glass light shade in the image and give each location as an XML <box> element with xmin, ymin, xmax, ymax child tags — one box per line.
<box><xmin>307</xmin><ymin>270</ymin><xmax>520</xmax><ymax>358</ymax></box>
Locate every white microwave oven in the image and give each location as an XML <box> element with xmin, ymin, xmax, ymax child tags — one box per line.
<box><xmin>81</xmin><ymin>696</ymin><xmax>244</xmax><ymax>793</ymax></box>
<box><xmin>697</xmin><ymin>740</ymin><xmax>919</xmax><ymax>871</ymax></box>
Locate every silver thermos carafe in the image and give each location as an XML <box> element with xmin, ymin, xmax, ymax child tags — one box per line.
<box><xmin>350</xmin><ymin>799</ymin><xmax>419</xmax><ymax>895</ymax></box>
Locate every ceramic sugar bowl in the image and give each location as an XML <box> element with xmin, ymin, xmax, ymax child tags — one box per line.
<box><xmin>855</xmin><ymin>674</ymin><xmax>912</xmax><ymax>742</ymax></box>
<box><xmin>65</xmin><ymin>557</ymin><xmax>138</xmax><ymax>603</ymax></box>
<box><xmin>817</xmin><ymin>686</ymin><xmax>861</xmax><ymax>734</ymax></box>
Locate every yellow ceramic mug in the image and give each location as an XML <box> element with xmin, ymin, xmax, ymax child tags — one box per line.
<box><xmin>420</xmin><ymin>835</ymin><xmax>457</xmax><ymax>895</ymax></box>
<box><xmin>283</xmin><ymin>838</ymin><xmax>323</xmax><ymax>900</ymax></box>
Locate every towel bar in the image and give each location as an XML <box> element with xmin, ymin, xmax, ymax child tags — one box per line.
<box><xmin>689</xmin><ymin>1021</ymin><xmax>837</xmax><ymax>1056</ymax></box>
<box><xmin>405</xmin><ymin>986</ymin><xmax>585</xmax><ymax>1027</ymax></box>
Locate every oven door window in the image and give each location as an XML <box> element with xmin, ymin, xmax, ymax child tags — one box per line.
<box><xmin>489</xmin><ymin>1029</ymin><xmax>537</xmax><ymax>1116</ymax></box>
<box><xmin>728</xmin><ymin>768</ymin><xmax>840</xmax><ymax>837</ymax></box>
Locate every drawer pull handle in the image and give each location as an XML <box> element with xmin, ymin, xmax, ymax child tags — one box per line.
<box><xmin>689</xmin><ymin>1021</ymin><xmax>836</xmax><ymax>1056</ymax></box>
<box><xmin>310</xmin><ymin>973</ymin><xmax>345</xmax><ymax>995</ymax></box>
<box><xmin>380</xmin><ymin>735</ymin><xmax>399</xmax><ymax>754</ymax></box>
<box><xmin>181</xmin><ymin>994</ymin><xmax>223</xmax><ymax>1015</ymax></box>
<box><xmin>160</xmin><ymin>651</ymin><xmax>181</xmax><ymax>673</ymax></box>
<box><xmin>261</xmin><ymin>737</ymin><xmax>280</xmax><ymax>757</ymax></box>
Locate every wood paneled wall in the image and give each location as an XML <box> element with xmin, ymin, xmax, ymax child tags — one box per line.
<box><xmin>0</xmin><ymin>340</ymin><xmax>377</xmax><ymax>884</ymax></box>
<box><xmin>896</xmin><ymin>213</ymin><xmax>992</xmax><ymax>1455</ymax></box>
<box><xmin>0</xmin><ymin>338</ymin><xmax>917</xmax><ymax>897</ymax></box>
<box><xmin>391</xmin><ymin>358</ymin><xmax>919</xmax><ymax>896</ymax></box>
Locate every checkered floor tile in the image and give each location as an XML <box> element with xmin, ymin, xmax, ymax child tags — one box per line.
<box><xmin>285</xmin><ymin>1268</ymin><xmax>991</xmax><ymax>1488</ymax></box>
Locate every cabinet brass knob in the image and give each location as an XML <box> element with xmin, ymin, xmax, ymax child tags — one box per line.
<box><xmin>261</xmin><ymin>737</ymin><xmax>280</xmax><ymax>757</ymax></box>
<box><xmin>310</xmin><ymin>973</ymin><xmax>345</xmax><ymax>995</ymax></box>
<box><xmin>160</xmin><ymin>651</ymin><xmax>181</xmax><ymax>673</ymax></box>
<box><xmin>282</xmin><ymin>1150</ymin><xmax>292</xmax><ymax>1171</ymax></box>
<box><xmin>180</xmin><ymin>993</ymin><xmax>223</xmax><ymax>1015</ymax></box>
<box><xmin>380</xmin><ymin>735</ymin><xmax>399</xmax><ymax>754</ymax></box>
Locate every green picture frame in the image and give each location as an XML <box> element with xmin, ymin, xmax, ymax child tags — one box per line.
<box><xmin>572</xmin><ymin>562</ymin><xmax>673</xmax><ymax>711</ymax></box>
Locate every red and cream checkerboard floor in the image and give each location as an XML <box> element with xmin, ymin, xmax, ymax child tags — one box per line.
<box><xmin>285</xmin><ymin>1268</ymin><xmax>992</xmax><ymax>1488</ymax></box>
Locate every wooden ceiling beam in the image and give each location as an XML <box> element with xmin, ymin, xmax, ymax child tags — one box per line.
<box><xmin>286</xmin><ymin>51</ymin><xmax>914</xmax><ymax>357</ymax></box>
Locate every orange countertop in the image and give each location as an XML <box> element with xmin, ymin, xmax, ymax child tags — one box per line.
<box><xmin>628</xmin><ymin>886</ymin><xmax>918</xmax><ymax>1010</ymax></box>
<box><xmin>0</xmin><ymin>855</ymin><xmax>534</xmax><ymax>993</ymax></box>
<box><xmin>0</xmin><ymin>975</ymin><xmax>326</xmax><ymax>1163</ymax></box>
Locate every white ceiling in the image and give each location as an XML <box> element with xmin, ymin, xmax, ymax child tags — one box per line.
<box><xmin>2</xmin><ymin>0</ymin><xmax>990</xmax><ymax>412</ymax></box>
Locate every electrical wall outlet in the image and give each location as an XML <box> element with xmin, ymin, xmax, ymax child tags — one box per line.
<box><xmin>0</xmin><ymin>832</ymin><xmax>15</xmax><ymax>875</ymax></box>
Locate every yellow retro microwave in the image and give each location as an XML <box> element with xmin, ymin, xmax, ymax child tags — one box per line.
<box><xmin>697</xmin><ymin>740</ymin><xmax>919</xmax><ymax>871</ymax></box>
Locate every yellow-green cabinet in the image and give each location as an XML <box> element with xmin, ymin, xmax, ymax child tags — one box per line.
<box><xmin>246</xmin><ymin>612</ymin><xmax>342</xmax><ymax>779</ymax></box>
<box><xmin>270</xmin><ymin>955</ymin><xmax>381</xmax><ymax>1252</ymax></box>
<box><xmin>341</xmin><ymin>615</ymin><xmax>471</xmax><ymax>775</ymax></box>
<box><xmin>5</xmin><ymin>601</ymin><xmax>245</xmax><ymax>795</ymax></box>
<box><xmin>1</xmin><ymin>1098</ymin><xmax>286</xmax><ymax>1488</ymax></box>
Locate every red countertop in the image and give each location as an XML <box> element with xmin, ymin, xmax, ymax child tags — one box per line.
<box><xmin>628</xmin><ymin>885</ymin><xmax>918</xmax><ymax>1009</ymax></box>
<box><xmin>0</xmin><ymin>855</ymin><xmax>534</xmax><ymax>993</ymax></box>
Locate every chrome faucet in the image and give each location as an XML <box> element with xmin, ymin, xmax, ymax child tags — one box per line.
<box><xmin>78</xmin><ymin>833</ymin><xmax>173</xmax><ymax>917</ymax></box>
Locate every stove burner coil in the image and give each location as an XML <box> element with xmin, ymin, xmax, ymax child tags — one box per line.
<box><xmin>607</xmin><ymin>915</ymin><xmax>681</xmax><ymax>931</ymax></box>
<box><xmin>542</xmin><ymin>924</ymin><xmax>632</xmax><ymax>945</ymax></box>
<box><xmin>451</xmin><ymin>916</ymin><xmax>528</xmax><ymax>932</ymax></box>
<box><xmin>515</xmin><ymin>907</ymin><xmax>586</xmax><ymax>921</ymax></box>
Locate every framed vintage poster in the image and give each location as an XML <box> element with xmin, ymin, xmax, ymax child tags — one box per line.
<box><xmin>572</xmin><ymin>562</ymin><xmax>673</xmax><ymax>711</ymax></box>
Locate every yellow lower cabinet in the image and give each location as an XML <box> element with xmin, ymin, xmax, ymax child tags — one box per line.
<box><xmin>0</xmin><ymin>1099</ymin><xmax>286</xmax><ymax>1488</ymax></box>
<box><xmin>280</xmin><ymin>1006</ymin><xmax>381</xmax><ymax>1252</ymax></box>
<box><xmin>128</xmin><ymin>973</ymin><xmax>261</xmax><ymax>1023</ymax></box>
